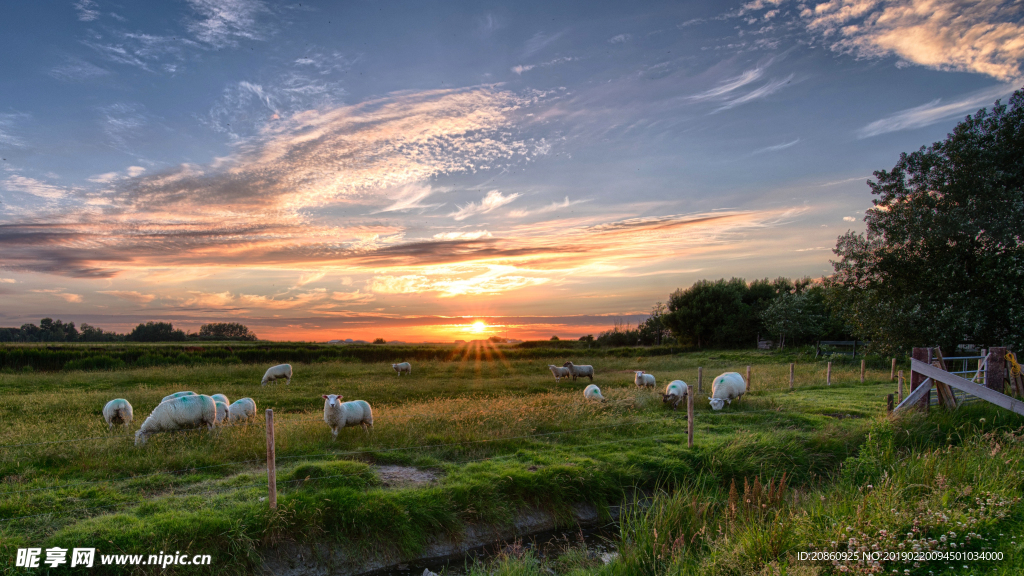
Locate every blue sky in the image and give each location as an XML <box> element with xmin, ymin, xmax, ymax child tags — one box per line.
<box><xmin>1</xmin><ymin>0</ymin><xmax>1021</xmax><ymax>340</ymax></box>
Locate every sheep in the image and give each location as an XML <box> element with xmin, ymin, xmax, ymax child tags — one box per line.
<box><xmin>562</xmin><ymin>361</ymin><xmax>595</xmax><ymax>382</ymax></box>
<box><xmin>322</xmin><ymin>394</ymin><xmax>373</xmax><ymax>439</ymax></box>
<box><xmin>102</xmin><ymin>399</ymin><xmax>133</xmax><ymax>430</ymax></box>
<box><xmin>262</xmin><ymin>364</ymin><xmax>292</xmax><ymax>386</ymax></box>
<box><xmin>583</xmin><ymin>384</ymin><xmax>606</xmax><ymax>402</ymax></box>
<box><xmin>211</xmin><ymin>393</ymin><xmax>230</xmax><ymax>406</ymax></box>
<box><xmin>708</xmin><ymin>372</ymin><xmax>746</xmax><ymax>411</ymax></box>
<box><xmin>392</xmin><ymin>362</ymin><xmax>412</xmax><ymax>376</ymax></box>
<box><xmin>135</xmin><ymin>394</ymin><xmax>217</xmax><ymax>446</ymax></box>
<box><xmin>214</xmin><ymin>401</ymin><xmax>229</xmax><ymax>424</ymax></box>
<box><xmin>662</xmin><ymin>380</ymin><xmax>689</xmax><ymax>410</ymax></box>
<box><xmin>161</xmin><ymin>391</ymin><xmax>196</xmax><ymax>403</ymax></box>
<box><xmin>227</xmin><ymin>397</ymin><xmax>257</xmax><ymax>424</ymax></box>
<box><xmin>548</xmin><ymin>364</ymin><xmax>571</xmax><ymax>383</ymax></box>
<box><xmin>634</xmin><ymin>370</ymin><xmax>656</xmax><ymax>390</ymax></box>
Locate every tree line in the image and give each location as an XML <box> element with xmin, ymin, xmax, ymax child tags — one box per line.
<box><xmin>0</xmin><ymin>320</ymin><xmax>258</xmax><ymax>343</ymax></box>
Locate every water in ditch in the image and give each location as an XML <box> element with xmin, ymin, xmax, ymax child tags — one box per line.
<box><xmin>368</xmin><ymin>523</ymin><xmax>620</xmax><ymax>576</ymax></box>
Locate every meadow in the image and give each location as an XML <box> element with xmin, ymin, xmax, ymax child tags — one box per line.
<box><xmin>0</xmin><ymin>345</ymin><xmax>1021</xmax><ymax>575</ymax></box>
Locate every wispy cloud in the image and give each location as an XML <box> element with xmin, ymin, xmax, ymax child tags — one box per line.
<box><xmin>31</xmin><ymin>289</ymin><xmax>83</xmax><ymax>303</ymax></box>
<box><xmin>508</xmin><ymin>196</ymin><xmax>589</xmax><ymax>218</ymax></box>
<box><xmin>713</xmin><ymin>73</ymin><xmax>794</xmax><ymax>112</ymax></box>
<box><xmin>374</xmin><ymin>183</ymin><xmax>445</xmax><ymax>213</ymax></box>
<box><xmin>522</xmin><ymin>30</ymin><xmax>567</xmax><ymax>57</ymax></box>
<box><xmin>0</xmin><ymin>114</ymin><xmax>28</xmax><ymax>148</ymax></box>
<box><xmin>98</xmin><ymin>290</ymin><xmax>157</xmax><ymax>303</ymax></box>
<box><xmin>856</xmin><ymin>83</ymin><xmax>1017</xmax><ymax>138</ymax></box>
<box><xmin>511</xmin><ymin>56</ymin><xmax>578</xmax><ymax>75</ymax></box>
<box><xmin>752</xmin><ymin>138</ymin><xmax>800</xmax><ymax>154</ymax></box>
<box><xmin>449</xmin><ymin>190</ymin><xmax>521</xmax><ymax>221</ymax></box>
<box><xmin>802</xmin><ymin>0</ymin><xmax>1024</xmax><ymax>80</ymax></box>
<box><xmin>609</xmin><ymin>34</ymin><xmax>631</xmax><ymax>44</ymax></box>
<box><xmin>686</xmin><ymin>67</ymin><xmax>766</xmax><ymax>102</ymax></box>
<box><xmin>432</xmin><ymin>230</ymin><xmax>493</xmax><ymax>241</ymax></box>
<box><xmin>185</xmin><ymin>0</ymin><xmax>272</xmax><ymax>48</ymax></box>
<box><xmin>49</xmin><ymin>56</ymin><xmax>111</xmax><ymax>82</ymax></box>
<box><xmin>2</xmin><ymin>175</ymin><xmax>71</xmax><ymax>199</ymax></box>
<box><xmin>74</xmin><ymin>0</ymin><xmax>100</xmax><ymax>21</ymax></box>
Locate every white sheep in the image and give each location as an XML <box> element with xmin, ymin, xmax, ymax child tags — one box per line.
<box><xmin>211</xmin><ymin>393</ymin><xmax>230</xmax><ymax>406</ymax></box>
<box><xmin>634</xmin><ymin>370</ymin><xmax>656</xmax><ymax>390</ymax></box>
<box><xmin>227</xmin><ymin>397</ymin><xmax>257</xmax><ymax>424</ymax></box>
<box><xmin>262</xmin><ymin>364</ymin><xmax>293</xmax><ymax>386</ymax></box>
<box><xmin>662</xmin><ymin>380</ymin><xmax>689</xmax><ymax>410</ymax></box>
<box><xmin>102</xmin><ymin>399</ymin><xmax>133</xmax><ymax>430</ymax></box>
<box><xmin>548</xmin><ymin>364</ymin><xmax>571</xmax><ymax>383</ymax></box>
<box><xmin>135</xmin><ymin>394</ymin><xmax>217</xmax><ymax>445</ymax></box>
<box><xmin>562</xmin><ymin>361</ymin><xmax>595</xmax><ymax>382</ymax></box>
<box><xmin>322</xmin><ymin>394</ymin><xmax>373</xmax><ymax>439</ymax></box>
<box><xmin>708</xmin><ymin>372</ymin><xmax>746</xmax><ymax>411</ymax></box>
<box><xmin>392</xmin><ymin>362</ymin><xmax>412</xmax><ymax>376</ymax></box>
<box><xmin>583</xmin><ymin>384</ymin><xmax>606</xmax><ymax>402</ymax></box>
<box><xmin>214</xmin><ymin>401</ymin><xmax>228</xmax><ymax>424</ymax></box>
<box><xmin>161</xmin><ymin>391</ymin><xmax>196</xmax><ymax>403</ymax></box>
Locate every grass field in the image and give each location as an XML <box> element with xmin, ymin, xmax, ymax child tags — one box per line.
<box><xmin>0</xmin><ymin>347</ymin><xmax>1021</xmax><ymax>575</ymax></box>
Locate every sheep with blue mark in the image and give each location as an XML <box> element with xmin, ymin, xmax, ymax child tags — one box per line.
<box><xmin>103</xmin><ymin>399</ymin><xmax>133</xmax><ymax>430</ymax></box>
<box><xmin>135</xmin><ymin>394</ymin><xmax>217</xmax><ymax>445</ymax></box>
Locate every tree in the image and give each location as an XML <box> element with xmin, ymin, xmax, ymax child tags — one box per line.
<box><xmin>197</xmin><ymin>322</ymin><xmax>258</xmax><ymax>341</ymax></box>
<box><xmin>663</xmin><ymin>278</ymin><xmax>752</xmax><ymax>348</ymax></box>
<box><xmin>128</xmin><ymin>321</ymin><xmax>186</xmax><ymax>342</ymax></box>
<box><xmin>550</xmin><ymin>336</ymin><xmax>559</xmax><ymax>341</ymax></box>
<box><xmin>828</xmin><ymin>87</ymin><xmax>1024</xmax><ymax>354</ymax></box>
<box><xmin>372</xmin><ymin>337</ymin><xmax>386</xmax><ymax>344</ymax></box>
<box><xmin>759</xmin><ymin>293</ymin><xmax>819</xmax><ymax>349</ymax></box>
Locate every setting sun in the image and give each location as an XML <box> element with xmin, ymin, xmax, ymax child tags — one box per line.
<box><xmin>471</xmin><ymin>321</ymin><xmax>486</xmax><ymax>333</ymax></box>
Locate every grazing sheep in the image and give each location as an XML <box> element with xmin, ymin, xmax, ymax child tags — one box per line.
<box><xmin>161</xmin><ymin>391</ymin><xmax>196</xmax><ymax>403</ymax></box>
<box><xmin>583</xmin><ymin>384</ymin><xmax>606</xmax><ymax>402</ymax></box>
<box><xmin>548</xmin><ymin>364</ymin><xmax>571</xmax><ymax>383</ymax></box>
<box><xmin>562</xmin><ymin>361</ymin><xmax>595</xmax><ymax>382</ymax></box>
<box><xmin>708</xmin><ymin>372</ymin><xmax>746</xmax><ymax>411</ymax></box>
<box><xmin>227</xmin><ymin>397</ymin><xmax>257</xmax><ymax>424</ymax></box>
<box><xmin>322</xmin><ymin>394</ymin><xmax>373</xmax><ymax>439</ymax></box>
<box><xmin>634</xmin><ymin>370</ymin><xmax>656</xmax><ymax>390</ymax></box>
<box><xmin>392</xmin><ymin>362</ymin><xmax>412</xmax><ymax>376</ymax></box>
<box><xmin>214</xmin><ymin>401</ymin><xmax>229</xmax><ymax>424</ymax></box>
<box><xmin>135</xmin><ymin>394</ymin><xmax>217</xmax><ymax>446</ymax></box>
<box><xmin>211</xmin><ymin>393</ymin><xmax>230</xmax><ymax>406</ymax></box>
<box><xmin>102</xmin><ymin>399</ymin><xmax>133</xmax><ymax>430</ymax></box>
<box><xmin>262</xmin><ymin>364</ymin><xmax>293</xmax><ymax>386</ymax></box>
<box><xmin>662</xmin><ymin>380</ymin><xmax>689</xmax><ymax>410</ymax></box>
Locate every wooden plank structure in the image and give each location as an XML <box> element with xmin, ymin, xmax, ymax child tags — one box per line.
<box><xmin>931</xmin><ymin>349</ymin><xmax>957</xmax><ymax>409</ymax></box>
<box><xmin>895</xmin><ymin>359</ymin><xmax>1024</xmax><ymax>417</ymax></box>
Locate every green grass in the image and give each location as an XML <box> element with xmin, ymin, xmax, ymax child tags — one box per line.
<box><xmin>0</xmin><ymin>350</ymin><xmax>980</xmax><ymax>575</ymax></box>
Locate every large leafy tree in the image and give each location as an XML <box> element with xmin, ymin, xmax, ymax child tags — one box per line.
<box><xmin>198</xmin><ymin>322</ymin><xmax>258</xmax><ymax>341</ymax></box>
<box><xmin>829</xmin><ymin>88</ymin><xmax>1024</xmax><ymax>354</ymax></box>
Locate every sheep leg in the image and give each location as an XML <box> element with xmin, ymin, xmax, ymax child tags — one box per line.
<box><xmin>588</xmin><ymin>375</ymin><xmax>593</xmax><ymax>382</ymax></box>
<box><xmin>331</xmin><ymin>426</ymin><xmax>339</xmax><ymax>440</ymax></box>
<box><xmin>361</xmin><ymin>421</ymin><xmax>370</xmax><ymax>432</ymax></box>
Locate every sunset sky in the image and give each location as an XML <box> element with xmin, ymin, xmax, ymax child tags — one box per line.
<box><xmin>1</xmin><ymin>0</ymin><xmax>1021</xmax><ymax>341</ymax></box>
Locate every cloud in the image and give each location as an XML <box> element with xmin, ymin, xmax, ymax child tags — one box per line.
<box><xmin>843</xmin><ymin>216</ymin><xmax>857</xmax><ymax>222</ymax></box>
<box><xmin>512</xmin><ymin>64</ymin><xmax>536</xmax><ymax>75</ymax></box>
<box><xmin>185</xmin><ymin>0</ymin><xmax>272</xmax><ymax>48</ymax></box>
<box><xmin>49</xmin><ymin>57</ymin><xmax>111</xmax><ymax>82</ymax></box>
<box><xmin>507</xmin><ymin>196</ymin><xmax>589</xmax><ymax>218</ymax></box>
<box><xmin>367</xmin><ymin>265</ymin><xmax>548</xmax><ymax>297</ymax></box>
<box><xmin>293</xmin><ymin>271</ymin><xmax>326</xmax><ymax>287</ymax></box>
<box><xmin>522</xmin><ymin>30</ymin><xmax>567</xmax><ymax>57</ymax></box>
<box><xmin>686</xmin><ymin>67</ymin><xmax>767</xmax><ymax>102</ymax></box>
<box><xmin>856</xmin><ymin>83</ymin><xmax>1017</xmax><ymax>137</ymax></box>
<box><xmin>609</xmin><ymin>34</ymin><xmax>631</xmax><ymax>44</ymax></box>
<box><xmin>74</xmin><ymin>0</ymin><xmax>100</xmax><ymax>21</ymax></box>
<box><xmin>374</xmin><ymin>183</ymin><xmax>445</xmax><ymax>213</ymax></box>
<box><xmin>449</xmin><ymin>190</ymin><xmax>521</xmax><ymax>221</ymax></box>
<box><xmin>432</xmin><ymin>230</ymin><xmax>493</xmax><ymax>240</ymax></box>
<box><xmin>3</xmin><ymin>175</ymin><xmax>70</xmax><ymax>199</ymax></box>
<box><xmin>802</xmin><ymin>0</ymin><xmax>1024</xmax><ymax>80</ymax></box>
<box><xmin>98</xmin><ymin>103</ymin><xmax>147</xmax><ymax>149</ymax></box>
<box><xmin>0</xmin><ymin>113</ymin><xmax>29</xmax><ymax>148</ymax></box>
<box><xmin>511</xmin><ymin>56</ymin><xmax>577</xmax><ymax>76</ymax></box>
<box><xmin>31</xmin><ymin>289</ymin><xmax>83</xmax><ymax>303</ymax></box>
<box><xmin>0</xmin><ymin>278</ymin><xmax>16</xmax><ymax>283</ymax></box>
<box><xmin>752</xmin><ymin>138</ymin><xmax>800</xmax><ymax>154</ymax></box>
<box><xmin>98</xmin><ymin>290</ymin><xmax>157</xmax><ymax>303</ymax></box>
<box><xmin>713</xmin><ymin>73</ymin><xmax>794</xmax><ymax>112</ymax></box>
<box><xmin>0</xmin><ymin>87</ymin><xmax>543</xmax><ymax>277</ymax></box>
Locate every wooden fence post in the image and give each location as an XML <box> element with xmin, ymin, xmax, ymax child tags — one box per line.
<box><xmin>746</xmin><ymin>365</ymin><xmax>751</xmax><ymax>390</ymax></box>
<box><xmin>911</xmin><ymin>348</ymin><xmax>931</xmax><ymax>411</ymax></box>
<box><xmin>897</xmin><ymin>370</ymin><xmax>904</xmax><ymax>403</ymax></box>
<box><xmin>789</xmin><ymin>363</ymin><xmax>794</xmax><ymax>390</ymax></box>
<box><xmin>861</xmin><ymin>359</ymin><xmax>866</xmax><ymax>383</ymax></box>
<box><xmin>827</xmin><ymin>362</ymin><xmax>831</xmax><ymax>386</ymax></box>
<box><xmin>891</xmin><ymin>358</ymin><xmax>897</xmax><ymax>381</ymax></box>
<box><xmin>986</xmin><ymin>347</ymin><xmax>1007</xmax><ymax>393</ymax></box>
<box><xmin>687</xmin><ymin>392</ymin><xmax>694</xmax><ymax>448</ymax></box>
<box><xmin>266</xmin><ymin>409</ymin><xmax>277</xmax><ymax>510</ymax></box>
<box><xmin>697</xmin><ymin>366</ymin><xmax>703</xmax><ymax>394</ymax></box>
<box><xmin>887</xmin><ymin>394</ymin><xmax>894</xmax><ymax>414</ymax></box>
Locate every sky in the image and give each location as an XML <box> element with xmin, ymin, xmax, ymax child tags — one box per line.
<box><xmin>0</xmin><ymin>0</ymin><xmax>1021</xmax><ymax>342</ymax></box>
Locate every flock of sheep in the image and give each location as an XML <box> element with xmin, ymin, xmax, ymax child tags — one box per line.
<box><xmin>549</xmin><ymin>361</ymin><xmax>747</xmax><ymax>411</ymax></box>
<box><xmin>101</xmin><ymin>359</ymin><xmax>747</xmax><ymax>447</ymax></box>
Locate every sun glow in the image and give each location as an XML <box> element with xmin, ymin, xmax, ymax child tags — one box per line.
<box><xmin>471</xmin><ymin>321</ymin><xmax>486</xmax><ymax>333</ymax></box>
